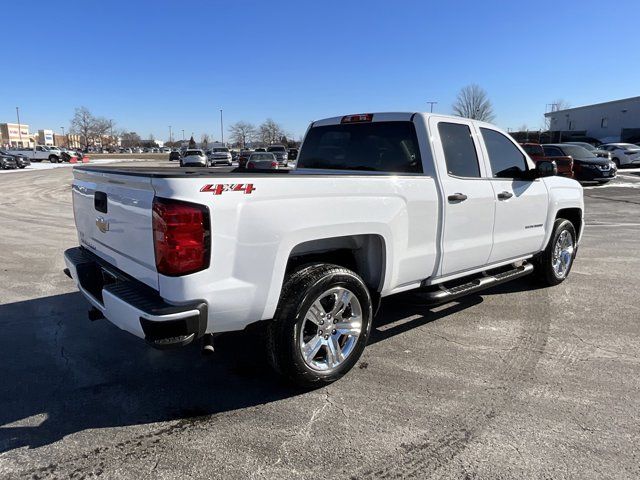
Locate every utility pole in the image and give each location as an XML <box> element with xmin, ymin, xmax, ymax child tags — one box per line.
<box><xmin>220</xmin><ymin>109</ymin><xmax>224</xmax><ymax>145</ymax></box>
<box><xmin>168</xmin><ymin>125</ymin><xmax>172</xmax><ymax>144</ymax></box>
<box><xmin>426</xmin><ymin>101</ymin><xmax>437</xmax><ymax>113</ymax></box>
<box><xmin>182</xmin><ymin>129</ymin><xmax>185</xmax><ymax>141</ymax></box>
<box><xmin>61</xmin><ymin>126</ymin><xmax>65</xmax><ymax>147</ymax></box>
<box><xmin>16</xmin><ymin>107</ymin><xmax>22</xmax><ymax>147</ymax></box>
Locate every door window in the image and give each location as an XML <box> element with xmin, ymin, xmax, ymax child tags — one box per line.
<box><xmin>438</xmin><ymin>122</ymin><xmax>481</xmax><ymax>178</ymax></box>
<box><xmin>481</xmin><ymin>128</ymin><xmax>528</xmax><ymax>178</ymax></box>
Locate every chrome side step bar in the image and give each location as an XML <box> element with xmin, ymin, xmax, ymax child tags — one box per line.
<box><xmin>420</xmin><ymin>263</ymin><xmax>534</xmax><ymax>305</ymax></box>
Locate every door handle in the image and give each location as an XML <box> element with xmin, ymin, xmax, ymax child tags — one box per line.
<box><xmin>447</xmin><ymin>193</ymin><xmax>468</xmax><ymax>202</ymax></box>
<box><xmin>497</xmin><ymin>191</ymin><xmax>513</xmax><ymax>200</ymax></box>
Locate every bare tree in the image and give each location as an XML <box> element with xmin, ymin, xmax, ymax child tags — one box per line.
<box><xmin>452</xmin><ymin>84</ymin><xmax>495</xmax><ymax>122</ymax></box>
<box><xmin>92</xmin><ymin>117</ymin><xmax>112</xmax><ymax>146</ymax></box>
<box><xmin>550</xmin><ymin>99</ymin><xmax>571</xmax><ymax>112</ymax></box>
<box><xmin>228</xmin><ymin>121</ymin><xmax>256</xmax><ymax>148</ymax></box>
<box><xmin>70</xmin><ymin>107</ymin><xmax>96</xmax><ymax>149</ymax></box>
<box><xmin>121</xmin><ymin>132</ymin><xmax>141</xmax><ymax>148</ymax></box>
<box><xmin>259</xmin><ymin>119</ymin><xmax>284</xmax><ymax>145</ymax></box>
<box><xmin>201</xmin><ymin>133</ymin><xmax>211</xmax><ymax>149</ymax></box>
<box><xmin>544</xmin><ymin>99</ymin><xmax>571</xmax><ymax>129</ymax></box>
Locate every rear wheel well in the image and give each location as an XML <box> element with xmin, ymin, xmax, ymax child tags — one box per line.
<box><xmin>286</xmin><ymin>235</ymin><xmax>386</xmax><ymax>295</ymax></box>
<box><xmin>556</xmin><ymin>208</ymin><xmax>582</xmax><ymax>237</ymax></box>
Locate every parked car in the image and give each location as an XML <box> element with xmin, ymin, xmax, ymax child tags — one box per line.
<box><xmin>180</xmin><ymin>149</ymin><xmax>208</xmax><ymax>167</ymax></box>
<box><xmin>247</xmin><ymin>152</ymin><xmax>278</xmax><ymax>169</ymax></box>
<box><xmin>64</xmin><ymin>111</ymin><xmax>584</xmax><ymax>386</ymax></box>
<box><xmin>0</xmin><ymin>153</ymin><xmax>18</xmax><ymax>169</ymax></box>
<box><xmin>560</xmin><ymin>136</ymin><xmax>602</xmax><ymax>147</ymax></box>
<box><xmin>238</xmin><ymin>150</ymin><xmax>253</xmax><ymax>168</ymax></box>
<box><xmin>0</xmin><ymin>149</ymin><xmax>30</xmax><ymax>169</ymax></box>
<box><xmin>208</xmin><ymin>147</ymin><xmax>233</xmax><ymax>166</ymax></box>
<box><xmin>169</xmin><ymin>151</ymin><xmax>181</xmax><ymax>162</ymax></box>
<box><xmin>7</xmin><ymin>145</ymin><xmax>61</xmax><ymax>163</ymax></box>
<box><xmin>563</xmin><ymin>142</ymin><xmax>611</xmax><ymax>160</ymax></box>
<box><xmin>267</xmin><ymin>145</ymin><xmax>288</xmax><ymax>166</ymax></box>
<box><xmin>520</xmin><ymin>143</ymin><xmax>573</xmax><ymax>178</ymax></box>
<box><xmin>542</xmin><ymin>144</ymin><xmax>616</xmax><ymax>183</ymax></box>
<box><xmin>598</xmin><ymin>143</ymin><xmax>640</xmax><ymax>168</ymax></box>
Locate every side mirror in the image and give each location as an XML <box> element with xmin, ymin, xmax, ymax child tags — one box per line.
<box><xmin>536</xmin><ymin>160</ymin><xmax>557</xmax><ymax>178</ymax></box>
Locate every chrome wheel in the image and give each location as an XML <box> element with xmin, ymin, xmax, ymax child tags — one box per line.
<box><xmin>299</xmin><ymin>287</ymin><xmax>362</xmax><ymax>372</ymax></box>
<box><xmin>552</xmin><ymin>229</ymin><xmax>574</xmax><ymax>278</ymax></box>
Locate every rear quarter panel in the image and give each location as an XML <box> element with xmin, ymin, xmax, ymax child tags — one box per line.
<box><xmin>153</xmin><ymin>174</ymin><xmax>439</xmax><ymax>332</ymax></box>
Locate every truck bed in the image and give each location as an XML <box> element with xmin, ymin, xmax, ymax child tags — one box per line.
<box><xmin>74</xmin><ymin>166</ymin><xmax>293</xmax><ymax>178</ymax></box>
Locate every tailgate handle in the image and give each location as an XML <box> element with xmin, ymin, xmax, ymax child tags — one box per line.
<box><xmin>94</xmin><ymin>191</ymin><xmax>108</xmax><ymax>213</ymax></box>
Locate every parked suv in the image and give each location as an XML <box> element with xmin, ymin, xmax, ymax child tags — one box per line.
<box><xmin>520</xmin><ymin>143</ymin><xmax>573</xmax><ymax>178</ymax></box>
<box><xmin>543</xmin><ymin>144</ymin><xmax>616</xmax><ymax>183</ymax></box>
<box><xmin>267</xmin><ymin>145</ymin><xmax>288</xmax><ymax>166</ymax></box>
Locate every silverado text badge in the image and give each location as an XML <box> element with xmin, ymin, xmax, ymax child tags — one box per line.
<box><xmin>96</xmin><ymin>216</ymin><xmax>110</xmax><ymax>233</ymax></box>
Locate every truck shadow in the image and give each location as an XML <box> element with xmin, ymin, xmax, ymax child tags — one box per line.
<box><xmin>0</xmin><ymin>276</ymin><xmax>542</xmax><ymax>453</ymax></box>
<box><xmin>0</xmin><ymin>292</ymin><xmax>295</xmax><ymax>453</ymax></box>
<box><xmin>370</xmin><ymin>276</ymin><xmax>545</xmax><ymax>344</ymax></box>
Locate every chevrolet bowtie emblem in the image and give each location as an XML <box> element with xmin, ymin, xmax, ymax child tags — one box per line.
<box><xmin>96</xmin><ymin>216</ymin><xmax>110</xmax><ymax>233</ymax></box>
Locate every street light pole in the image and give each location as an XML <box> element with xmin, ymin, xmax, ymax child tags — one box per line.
<box><xmin>168</xmin><ymin>125</ymin><xmax>172</xmax><ymax>144</ymax></box>
<box><xmin>182</xmin><ymin>129</ymin><xmax>185</xmax><ymax>141</ymax></box>
<box><xmin>16</xmin><ymin>107</ymin><xmax>22</xmax><ymax>147</ymax></box>
<box><xmin>61</xmin><ymin>126</ymin><xmax>65</xmax><ymax>147</ymax></box>
<box><xmin>426</xmin><ymin>101</ymin><xmax>437</xmax><ymax>113</ymax></box>
<box><xmin>220</xmin><ymin>109</ymin><xmax>224</xmax><ymax>145</ymax></box>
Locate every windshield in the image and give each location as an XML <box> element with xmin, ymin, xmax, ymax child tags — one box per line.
<box><xmin>213</xmin><ymin>148</ymin><xmax>229</xmax><ymax>153</ymax></box>
<box><xmin>560</xmin><ymin>145</ymin><xmax>597</xmax><ymax>159</ymax></box>
<box><xmin>251</xmin><ymin>153</ymin><xmax>274</xmax><ymax>160</ymax></box>
<box><xmin>185</xmin><ymin>150</ymin><xmax>203</xmax><ymax>156</ymax></box>
<box><xmin>267</xmin><ymin>146</ymin><xmax>286</xmax><ymax>152</ymax></box>
<box><xmin>569</xmin><ymin>142</ymin><xmax>595</xmax><ymax>151</ymax></box>
<box><xmin>297</xmin><ymin>121</ymin><xmax>422</xmax><ymax>173</ymax></box>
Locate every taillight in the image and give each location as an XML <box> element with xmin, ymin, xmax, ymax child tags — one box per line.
<box><xmin>152</xmin><ymin>198</ymin><xmax>210</xmax><ymax>276</ymax></box>
<box><xmin>271</xmin><ymin>161</ymin><xmax>278</xmax><ymax>168</ymax></box>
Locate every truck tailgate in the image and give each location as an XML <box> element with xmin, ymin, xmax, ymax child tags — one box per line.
<box><xmin>72</xmin><ymin>168</ymin><xmax>158</xmax><ymax>289</ymax></box>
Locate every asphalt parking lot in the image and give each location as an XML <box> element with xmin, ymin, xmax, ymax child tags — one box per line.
<box><xmin>0</xmin><ymin>160</ymin><xmax>639</xmax><ymax>479</ymax></box>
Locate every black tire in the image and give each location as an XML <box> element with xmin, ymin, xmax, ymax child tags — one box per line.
<box><xmin>266</xmin><ymin>263</ymin><xmax>373</xmax><ymax>387</ymax></box>
<box><xmin>19</xmin><ymin>165</ymin><xmax>26</xmax><ymax>169</ymax></box>
<box><xmin>533</xmin><ymin>218</ymin><xmax>577</xmax><ymax>286</ymax></box>
<box><xmin>612</xmin><ymin>158</ymin><xmax>620</xmax><ymax>168</ymax></box>
<box><xmin>49</xmin><ymin>155</ymin><xmax>58</xmax><ymax>163</ymax></box>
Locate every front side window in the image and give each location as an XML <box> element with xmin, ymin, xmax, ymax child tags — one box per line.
<box><xmin>481</xmin><ymin>128</ymin><xmax>528</xmax><ymax>178</ymax></box>
<box><xmin>297</xmin><ymin>121</ymin><xmax>422</xmax><ymax>173</ymax></box>
<box><xmin>438</xmin><ymin>122</ymin><xmax>480</xmax><ymax>178</ymax></box>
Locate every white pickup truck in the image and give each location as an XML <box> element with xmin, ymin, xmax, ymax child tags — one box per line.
<box><xmin>9</xmin><ymin>145</ymin><xmax>62</xmax><ymax>163</ymax></box>
<box><xmin>64</xmin><ymin>112</ymin><xmax>583</xmax><ymax>386</ymax></box>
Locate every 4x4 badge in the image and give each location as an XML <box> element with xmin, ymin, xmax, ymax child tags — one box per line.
<box><xmin>200</xmin><ymin>184</ymin><xmax>256</xmax><ymax>195</ymax></box>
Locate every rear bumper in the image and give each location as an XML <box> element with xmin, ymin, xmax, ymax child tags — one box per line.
<box><xmin>64</xmin><ymin>247</ymin><xmax>207</xmax><ymax>349</ymax></box>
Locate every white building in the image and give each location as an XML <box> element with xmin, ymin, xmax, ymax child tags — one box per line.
<box><xmin>38</xmin><ymin>129</ymin><xmax>55</xmax><ymax>146</ymax></box>
<box><xmin>545</xmin><ymin>96</ymin><xmax>640</xmax><ymax>143</ymax></box>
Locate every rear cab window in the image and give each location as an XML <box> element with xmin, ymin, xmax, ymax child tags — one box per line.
<box><xmin>297</xmin><ymin>121</ymin><xmax>423</xmax><ymax>173</ymax></box>
<box><xmin>438</xmin><ymin>122</ymin><xmax>481</xmax><ymax>178</ymax></box>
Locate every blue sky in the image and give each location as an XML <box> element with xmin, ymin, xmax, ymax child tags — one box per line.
<box><xmin>2</xmin><ymin>0</ymin><xmax>639</xmax><ymax>141</ymax></box>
